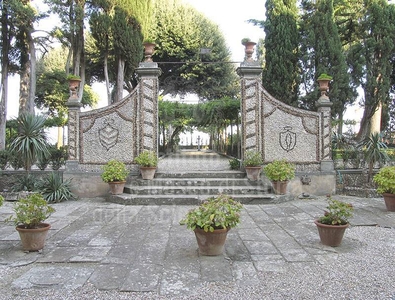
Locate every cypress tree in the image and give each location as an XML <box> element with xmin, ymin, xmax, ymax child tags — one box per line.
<box><xmin>356</xmin><ymin>0</ymin><xmax>395</xmax><ymax>140</ymax></box>
<box><xmin>300</xmin><ymin>0</ymin><xmax>355</xmax><ymax>134</ymax></box>
<box><xmin>254</xmin><ymin>0</ymin><xmax>300</xmax><ymax>106</ymax></box>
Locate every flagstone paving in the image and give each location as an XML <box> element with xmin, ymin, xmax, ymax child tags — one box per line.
<box><xmin>0</xmin><ymin>151</ymin><xmax>394</xmax><ymax>298</ymax></box>
<box><xmin>0</xmin><ymin>194</ymin><xmax>394</xmax><ymax>297</ymax></box>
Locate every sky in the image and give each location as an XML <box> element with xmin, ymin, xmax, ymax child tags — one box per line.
<box><xmin>7</xmin><ymin>0</ymin><xmax>266</xmax><ymax>118</ymax></box>
<box><xmin>182</xmin><ymin>0</ymin><xmax>266</xmax><ymax>62</ymax></box>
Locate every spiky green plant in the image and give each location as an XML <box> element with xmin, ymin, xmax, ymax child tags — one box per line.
<box><xmin>38</xmin><ymin>172</ymin><xmax>77</xmax><ymax>203</ymax></box>
<box><xmin>9</xmin><ymin>113</ymin><xmax>50</xmax><ymax>171</ymax></box>
<box><xmin>11</xmin><ymin>174</ymin><xmax>37</xmax><ymax>192</ymax></box>
<box><xmin>358</xmin><ymin>132</ymin><xmax>389</xmax><ymax>182</ymax></box>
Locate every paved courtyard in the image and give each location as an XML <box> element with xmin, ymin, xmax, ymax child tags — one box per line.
<box><xmin>0</xmin><ymin>194</ymin><xmax>394</xmax><ymax>299</ymax></box>
<box><xmin>0</xmin><ymin>151</ymin><xmax>394</xmax><ymax>299</ymax></box>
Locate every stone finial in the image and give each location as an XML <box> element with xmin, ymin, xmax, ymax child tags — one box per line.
<box><xmin>143</xmin><ymin>42</ymin><xmax>156</xmax><ymax>62</ymax></box>
<box><xmin>317</xmin><ymin>74</ymin><xmax>332</xmax><ymax>97</ymax></box>
<box><xmin>243</xmin><ymin>41</ymin><xmax>257</xmax><ymax>62</ymax></box>
<box><xmin>67</xmin><ymin>77</ymin><xmax>81</xmax><ymax>100</ymax></box>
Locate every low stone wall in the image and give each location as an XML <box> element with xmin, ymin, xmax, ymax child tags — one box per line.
<box><xmin>0</xmin><ymin>170</ymin><xmax>64</xmax><ymax>199</ymax></box>
<box><xmin>335</xmin><ymin>168</ymin><xmax>380</xmax><ymax>198</ymax></box>
<box><xmin>3</xmin><ymin>167</ymin><xmax>379</xmax><ymax>199</ymax></box>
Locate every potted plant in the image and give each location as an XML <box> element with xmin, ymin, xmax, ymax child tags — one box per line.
<box><xmin>66</xmin><ymin>74</ymin><xmax>81</xmax><ymax>87</ymax></box>
<box><xmin>243</xmin><ymin>150</ymin><xmax>263</xmax><ymax>181</ymax></box>
<box><xmin>263</xmin><ymin>159</ymin><xmax>295</xmax><ymax>194</ymax></box>
<box><xmin>241</xmin><ymin>37</ymin><xmax>251</xmax><ymax>45</ymax></box>
<box><xmin>134</xmin><ymin>150</ymin><xmax>158</xmax><ymax>180</ymax></box>
<box><xmin>6</xmin><ymin>193</ymin><xmax>55</xmax><ymax>251</ymax></box>
<box><xmin>179</xmin><ymin>194</ymin><xmax>243</xmax><ymax>256</ymax></box>
<box><xmin>373</xmin><ymin>166</ymin><xmax>395</xmax><ymax>211</ymax></box>
<box><xmin>314</xmin><ymin>197</ymin><xmax>354</xmax><ymax>247</ymax></box>
<box><xmin>229</xmin><ymin>158</ymin><xmax>240</xmax><ymax>170</ymax></box>
<box><xmin>317</xmin><ymin>73</ymin><xmax>333</xmax><ymax>81</ymax></box>
<box><xmin>101</xmin><ymin>159</ymin><xmax>129</xmax><ymax>195</ymax></box>
<box><xmin>317</xmin><ymin>73</ymin><xmax>333</xmax><ymax>92</ymax></box>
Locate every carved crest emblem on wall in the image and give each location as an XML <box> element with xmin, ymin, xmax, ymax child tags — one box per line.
<box><xmin>279</xmin><ymin>126</ymin><xmax>296</xmax><ymax>152</ymax></box>
<box><xmin>99</xmin><ymin>119</ymin><xmax>119</xmax><ymax>151</ymax></box>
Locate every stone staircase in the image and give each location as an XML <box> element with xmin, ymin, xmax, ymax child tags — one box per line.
<box><xmin>107</xmin><ymin>170</ymin><xmax>284</xmax><ymax>205</ymax></box>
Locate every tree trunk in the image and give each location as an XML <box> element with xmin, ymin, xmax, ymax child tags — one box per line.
<box><xmin>57</xmin><ymin>126</ymin><xmax>63</xmax><ymax>148</ymax></box>
<box><xmin>28</xmin><ymin>31</ymin><xmax>36</xmax><ymax>114</ymax></box>
<box><xmin>337</xmin><ymin>113</ymin><xmax>343</xmax><ymax>136</ymax></box>
<box><xmin>356</xmin><ymin>89</ymin><xmax>377</xmax><ymax>142</ymax></box>
<box><xmin>0</xmin><ymin>6</ymin><xmax>9</xmax><ymax>149</ymax></box>
<box><xmin>72</xmin><ymin>0</ymin><xmax>85</xmax><ymax>102</ymax></box>
<box><xmin>116</xmin><ymin>58</ymin><xmax>125</xmax><ymax>102</ymax></box>
<box><xmin>370</xmin><ymin>101</ymin><xmax>382</xmax><ymax>134</ymax></box>
<box><xmin>19</xmin><ymin>68</ymin><xmax>29</xmax><ymax>115</ymax></box>
<box><xmin>104</xmin><ymin>55</ymin><xmax>111</xmax><ymax>105</ymax></box>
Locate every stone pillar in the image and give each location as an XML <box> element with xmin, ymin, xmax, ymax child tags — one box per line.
<box><xmin>316</xmin><ymin>82</ymin><xmax>334</xmax><ymax>172</ymax></box>
<box><xmin>236</xmin><ymin>42</ymin><xmax>263</xmax><ymax>162</ymax></box>
<box><xmin>65</xmin><ymin>87</ymin><xmax>82</xmax><ymax>171</ymax></box>
<box><xmin>135</xmin><ymin>61</ymin><xmax>161</xmax><ymax>157</ymax></box>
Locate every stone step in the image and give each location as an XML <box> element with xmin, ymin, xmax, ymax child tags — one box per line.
<box><xmin>124</xmin><ymin>185</ymin><xmax>270</xmax><ymax>196</ymax></box>
<box><xmin>106</xmin><ymin>167</ymin><xmax>278</xmax><ymax>205</ymax></box>
<box><xmin>106</xmin><ymin>193</ymin><xmax>294</xmax><ymax>206</ymax></box>
<box><xmin>130</xmin><ymin>177</ymin><xmax>265</xmax><ymax>187</ymax></box>
<box><xmin>154</xmin><ymin>171</ymin><xmax>246</xmax><ymax>179</ymax></box>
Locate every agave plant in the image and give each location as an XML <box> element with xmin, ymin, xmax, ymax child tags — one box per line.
<box><xmin>358</xmin><ymin>132</ymin><xmax>389</xmax><ymax>182</ymax></box>
<box><xmin>11</xmin><ymin>174</ymin><xmax>37</xmax><ymax>192</ymax></box>
<box><xmin>38</xmin><ymin>172</ymin><xmax>76</xmax><ymax>203</ymax></box>
<box><xmin>9</xmin><ymin>113</ymin><xmax>50</xmax><ymax>171</ymax></box>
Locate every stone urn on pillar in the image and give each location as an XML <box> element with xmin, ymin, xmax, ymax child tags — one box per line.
<box><xmin>317</xmin><ymin>73</ymin><xmax>333</xmax><ymax>96</ymax></box>
<box><xmin>241</xmin><ymin>38</ymin><xmax>256</xmax><ymax>62</ymax></box>
<box><xmin>67</xmin><ymin>74</ymin><xmax>81</xmax><ymax>100</ymax></box>
<box><xmin>143</xmin><ymin>41</ymin><xmax>156</xmax><ymax>62</ymax></box>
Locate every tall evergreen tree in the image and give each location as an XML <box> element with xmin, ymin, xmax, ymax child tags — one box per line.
<box><xmin>0</xmin><ymin>0</ymin><xmax>13</xmax><ymax>149</ymax></box>
<box><xmin>111</xmin><ymin>7</ymin><xmax>143</xmax><ymax>102</ymax></box>
<box><xmin>88</xmin><ymin>0</ymin><xmax>155</xmax><ymax>103</ymax></box>
<box><xmin>355</xmin><ymin>0</ymin><xmax>395</xmax><ymax>140</ymax></box>
<box><xmin>45</xmin><ymin>0</ymin><xmax>86</xmax><ymax>101</ymax></box>
<box><xmin>250</xmin><ymin>0</ymin><xmax>300</xmax><ymax>106</ymax></box>
<box><xmin>13</xmin><ymin>0</ymin><xmax>38</xmax><ymax>115</ymax></box>
<box><xmin>300</xmin><ymin>0</ymin><xmax>355</xmax><ymax>133</ymax></box>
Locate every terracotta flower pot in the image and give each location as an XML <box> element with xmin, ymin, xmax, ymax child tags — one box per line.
<box><xmin>382</xmin><ymin>193</ymin><xmax>395</xmax><ymax>212</ymax></box>
<box><xmin>243</xmin><ymin>41</ymin><xmax>256</xmax><ymax>62</ymax></box>
<box><xmin>68</xmin><ymin>78</ymin><xmax>81</xmax><ymax>90</ymax></box>
<box><xmin>314</xmin><ymin>220</ymin><xmax>348</xmax><ymax>247</ymax></box>
<box><xmin>108</xmin><ymin>181</ymin><xmax>126</xmax><ymax>195</ymax></box>
<box><xmin>16</xmin><ymin>223</ymin><xmax>51</xmax><ymax>251</ymax></box>
<box><xmin>245</xmin><ymin>166</ymin><xmax>262</xmax><ymax>181</ymax></box>
<box><xmin>140</xmin><ymin>167</ymin><xmax>157</xmax><ymax>180</ymax></box>
<box><xmin>194</xmin><ymin>227</ymin><xmax>229</xmax><ymax>256</ymax></box>
<box><xmin>143</xmin><ymin>42</ymin><xmax>156</xmax><ymax>62</ymax></box>
<box><xmin>271</xmin><ymin>180</ymin><xmax>288</xmax><ymax>195</ymax></box>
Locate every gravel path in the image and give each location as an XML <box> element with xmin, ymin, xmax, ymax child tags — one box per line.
<box><xmin>0</xmin><ymin>226</ymin><xmax>394</xmax><ymax>299</ymax></box>
<box><xmin>0</xmin><ymin>196</ymin><xmax>394</xmax><ymax>299</ymax></box>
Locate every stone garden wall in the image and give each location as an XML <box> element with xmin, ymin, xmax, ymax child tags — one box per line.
<box><xmin>63</xmin><ymin>62</ymin><xmax>161</xmax><ymax>197</ymax></box>
<box><xmin>237</xmin><ymin>61</ymin><xmax>335</xmax><ymax>196</ymax></box>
